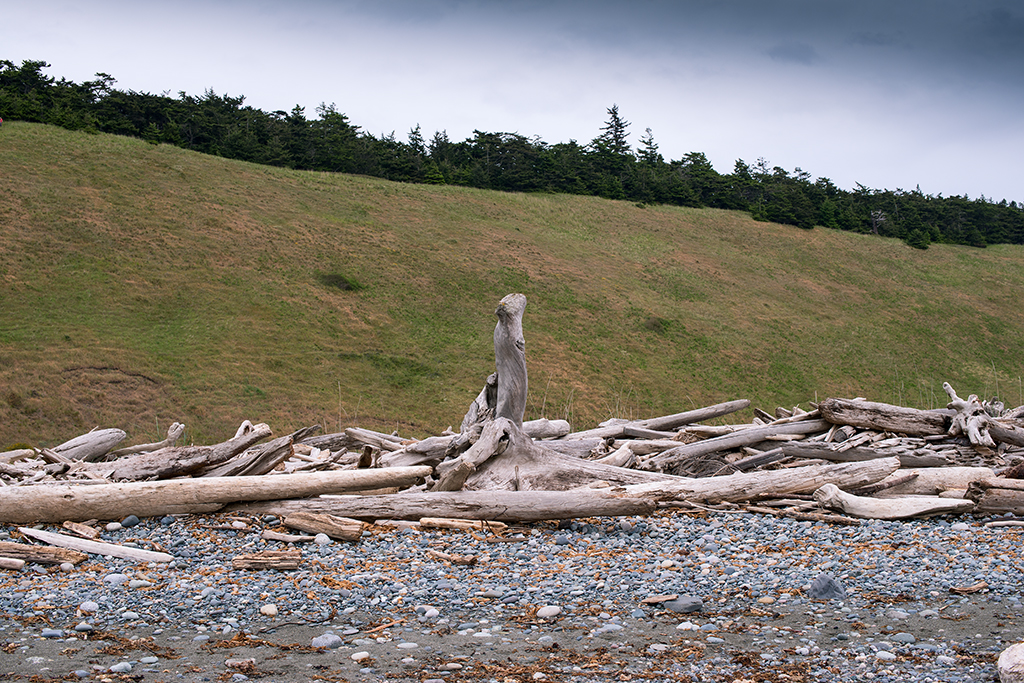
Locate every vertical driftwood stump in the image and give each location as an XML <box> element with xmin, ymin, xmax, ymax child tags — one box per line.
<box><xmin>493</xmin><ymin>292</ymin><xmax>528</xmax><ymax>426</ymax></box>
<box><xmin>434</xmin><ymin>293</ymin><xmax>675</xmax><ymax>492</ymax></box>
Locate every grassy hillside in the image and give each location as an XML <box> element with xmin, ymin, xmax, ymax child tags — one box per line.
<box><xmin>2</xmin><ymin>122</ymin><xmax>1023</xmax><ymax>448</ymax></box>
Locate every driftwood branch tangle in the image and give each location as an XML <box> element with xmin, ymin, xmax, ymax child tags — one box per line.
<box><xmin>82</xmin><ymin>422</ymin><xmax>274</xmax><ymax>480</ymax></box>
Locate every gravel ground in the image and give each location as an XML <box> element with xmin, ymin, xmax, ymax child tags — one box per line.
<box><xmin>1</xmin><ymin>508</ymin><xmax>1022</xmax><ymax>682</ymax></box>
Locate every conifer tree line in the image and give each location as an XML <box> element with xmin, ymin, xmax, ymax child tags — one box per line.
<box><xmin>3</xmin><ymin>59</ymin><xmax>1021</xmax><ymax>249</ymax></box>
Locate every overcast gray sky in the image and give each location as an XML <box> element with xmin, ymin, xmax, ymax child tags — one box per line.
<box><xmin>4</xmin><ymin>0</ymin><xmax>1022</xmax><ymax>202</ymax></box>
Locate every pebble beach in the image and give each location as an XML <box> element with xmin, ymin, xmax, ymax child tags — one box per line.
<box><xmin>2</xmin><ymin>508</ymin><xmax>1021</xmax><ymax>682</ymax></box>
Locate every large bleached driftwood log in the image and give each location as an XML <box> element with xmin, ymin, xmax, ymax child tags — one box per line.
<box><xmin>619</xmin><ymin>457</ymin><xmax>901</xmax><ymax>503</ymax></box>
<box><xmin>81</xmin><ymin>422</ymin><xmax>274</xmax><ymax>480</ymax></box>
<box><xmin>0</xmin><ymin>466</ymin><xmax>431</xmax><ymax>524</ymax></box>
<box><xmin>229</xmin><ymin>489</ymin><xmax>659</xmax><ymax>522</ymax></box>
<box><xmin>813</xmin><ymin>483</ymin><xmax>975</xmax><ymax>520</ymax></box>
<box><xmin>868</xmin><ymin>466</ymin><xmax>994</xmax><ymax>497</ymax></box>
<box><xmin>819</xmin><ymin>397</ymin><xmax>949</xmax><ymax>436</ymax></box>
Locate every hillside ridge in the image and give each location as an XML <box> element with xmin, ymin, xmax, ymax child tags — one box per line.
<box><xmin>2</xmin><ymin>122</ymin><xmax>1023</xmax><ymax>447</ymax></box>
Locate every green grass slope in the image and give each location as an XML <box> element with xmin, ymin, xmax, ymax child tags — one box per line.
<box><xmin>2</xmin><ymin>122</ymin><xmax>1023</xmax><ymax>448</ymax></box>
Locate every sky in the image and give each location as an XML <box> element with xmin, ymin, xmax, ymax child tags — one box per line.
<box><xmin>4</xmin><ymin>0</ymin><xmax>1023</xmax><ymax>203</ymax></box>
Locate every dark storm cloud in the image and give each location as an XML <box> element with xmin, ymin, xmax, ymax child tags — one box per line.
<box><xmin>2</xmin><ymin>0</ymin><xmax>1021</xmax><ymax>201</ymax></box>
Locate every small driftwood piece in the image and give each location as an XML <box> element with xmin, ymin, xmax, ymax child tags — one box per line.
<box><xmin>813</xmin><ymin>483</ymin><xmax>975</xmax><ymax>520</ymax></box>
<box><xmin>0</xmin><ymin>557</ymin><xmax>27</xmax><ymax>570</ymax></box>
<box><xmin>0</xmin><ymin>541</ymin><xmax>87</xmax><ymax>565</ymax></box>
<box><xmin>232</xmin><ymin>550</ymin><xmax>301</xmax><ymax>570</ymax></box>
<box><xmin>819</xmin><ymin>397</ymin><xmax>949</xmax><ymax>436</ymax></box>
<box><xmin>17</xmin><ymin>527</ymin><xmax>173</xmax><ymax>563</ymax></box>
<box><xmin>0</xmin><ymin>466</ymin><xmax>432</xmax><ymax>524</ymax></box>
<box><xmin>282</xmin><ymin>512</ymin><xmax>365</xmax><ymax>541</ymax></box>
<box><xmin>262</xmin><ymin>529</ymin><xmax>316</xmax><ymax>544</ymax></box>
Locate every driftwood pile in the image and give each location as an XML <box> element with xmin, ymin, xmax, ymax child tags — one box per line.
<box><xmin>3</xmin><ymin>293</ymin><xmax>1024</xmax><ymax>557</ymax></box>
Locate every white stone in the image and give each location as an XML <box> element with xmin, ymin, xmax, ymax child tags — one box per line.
<box><xmin>351</xmin><ymin>651</ymin><xmax>370</xmax><ymax>661</ymax></box>
<box><xmin>537</xmin><ymin>605</ymin><xmax>561</xmax><ymax>619</ymax></box>
<box><xmin>259</xmin><ymin>604</ymin><xmax>278</xmax><ymax>617</ymax></box>
<box><xmin>999</xmin><ymin>642</ymin><xmax>1024</xmax><ymax>683</ymax></box>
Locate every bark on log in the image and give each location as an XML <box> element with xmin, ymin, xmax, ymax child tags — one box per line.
<box><xmin>562</xmin><ymin>399</ymin><xmax>751</xmax><ymax>440</ymax></box>
<box><xmin>228</xmin><ymin>489</ymin><xmax>659</xmax><ymax>522</ymax></box>
<box><xmin>819</xmin><ymin>397</ymin><xmax>949</xmax><ymax>436</ymax></box>
<box><xmin>619</xmin><ymin>457</ymin><xmax>901</xmax><ymax>504</ymax></box>
<box><xmin>17</xmin><ymin>526</ymin><xmax>174</xmax><ymax>563</ymax></box>
<box><xmin>0</xmin><ymin>541</ymin><xmax>87</xmax><ymax>565</ymax></box>
<box><xmin>282</xmin><ymin>512</ymin><xmax>365</xmax><ymax>541</ymax></box>
<box><xmin>643</xmin><ymin>420</ymin><xmax>830</xmax><ymax>471</ymax></box>
<box><xmin>813</xmin><ymin>483</ymin><xmax>975</xmax><ymax>520</ymax></box>
<box><xmin>232</xmin><ymin>550</ymin><xmax>301</xmax><ymax>570</ymax></box>
<box><xmin>0</xmin><ymin>466</ymin><xmax>432</xmax><ymax>524</ymax></box>
<box><xmin>970</xmin><ymin>488</ymin><xmax>1024</xmax><ymax>516</ymax></box>
<box><xmin>82</xmin><ymin>423</ymin><xmax>274</xmax><ymax>480</ymax></box>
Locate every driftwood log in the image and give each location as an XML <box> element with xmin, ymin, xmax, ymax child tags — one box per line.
<box><xmin>813</xmin><ymin>483</ymin><xmax>975</xmax><ymax>520</ymax></box>
<box><xmin>818</xmin><ymin>397</ymin><xmax>949</xmax><ymax>436</ymax></box>
<box><xmin>0</xmin><ymin>466</ymin><xmax>431</xmax><ymax>524</ymax></box>
<box><xmin>229</xmin><ymin>489</ymin><xmax>660</xmax><ymax>522</ymax></box>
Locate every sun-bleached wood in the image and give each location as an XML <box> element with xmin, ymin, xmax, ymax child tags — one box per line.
<box><xmin>229</xmin><ymin>489</ymin><xmax>659</xmax><ymax>522</ymax></box>
<box><xmin>0</xmin><ymin>466</ymin><xmax>432</xmax><ymax>524</ymax></box>
<box><xmin>819</xmin><ymin>397</ymin><xmax>949</xmax><ymax>436</ymax></box>
<box><xmin>813</xmin><ymin>483</ymin><xmax>975</xmax><ymax>520</ymax></box>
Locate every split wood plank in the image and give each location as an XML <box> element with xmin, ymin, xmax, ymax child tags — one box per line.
<box><xmin>282</xmin><ymin>512</ymin><xmax>365</xmax><ymax>542</ymax></box>
<box><xmin>232</xmin><ymin>550</ymin><xmax>301</xmax><ymax>570</ymax></box>
<box><xmin>0</xmin><ymin>541</ymin><xmax>87</xmax><ymax>565</ymax></box>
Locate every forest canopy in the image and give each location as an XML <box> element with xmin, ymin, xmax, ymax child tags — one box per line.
<box><xmin>2</xmin><ymin>59</ymin><xmax>1021</xmax><ymax>249</ymax></box>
